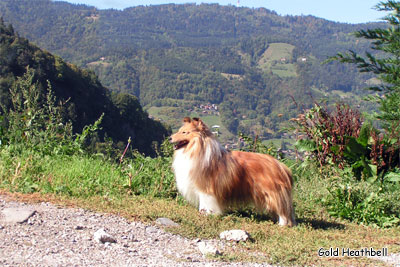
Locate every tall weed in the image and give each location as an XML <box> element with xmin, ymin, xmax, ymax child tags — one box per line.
<box><xmin>0</xmin><ymin>68</ymin><xmax>102</xmax><ymax>156</ymax></box>
<box><xmin>122</xmin><ymin>152</ymin><xmax>176</xmax><ymax>198</ymax></box>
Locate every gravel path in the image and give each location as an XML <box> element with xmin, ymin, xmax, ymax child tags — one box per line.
<box><xmin>0</xmin><ymin>195</ymin><xmax>268</xmax><ymax>267</ymax></box>
<box><xmin>1</xmin><ymin>194</ymin><xmax>399</xmax><ymax>266</ymax></box>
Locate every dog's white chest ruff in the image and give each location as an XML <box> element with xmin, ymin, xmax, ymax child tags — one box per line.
<box><xmin>172</xmin><ymin>150</ymin><xmax>199</xmax><ymax>205</ymax></box>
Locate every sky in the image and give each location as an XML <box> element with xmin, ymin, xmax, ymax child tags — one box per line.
<box><xmin>56</xmin><ymin>0</ymin><xmax>385</xmax><ymax>24</ymax></box>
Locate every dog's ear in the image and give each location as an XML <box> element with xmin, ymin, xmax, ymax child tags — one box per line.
<box><xmin>194</xmin><ymin>118</ymin><xmax>211</xmax><ymax>134</ymax></box>
<box><xmin>191</xmin><ymin>117</ymin><xmax>200</xmax><ymax>127</ymax></box>
<box><xmin>192</xmin><ymin>117</ymin><xmax>199</xmax><ymax>122</ymax></box>
<box><xmin>183</xmin><ymin>117</ymin><xmax>191</xmax><ymax>124</ymax></box>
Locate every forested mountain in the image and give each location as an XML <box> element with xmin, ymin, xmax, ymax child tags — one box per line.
<box><xmin>0</xmin><ymin>0</ymin><xmax>383</xmax><ymax>140</ymax></box>
<box><xmin>0</xmin><ymin>19</ymin><xmax>168</xmax><ymax>155</ymax></box>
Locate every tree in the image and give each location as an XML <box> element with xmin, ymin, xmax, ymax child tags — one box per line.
<box><xmin>330</xmin><ymin>0</ymin><xmax>400</xmax><ymax>129</ymax></box>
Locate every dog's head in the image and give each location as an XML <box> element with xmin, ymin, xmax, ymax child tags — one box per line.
<box><xmin>170</xmin><ymin>117</ymin><xmax>212</xmax><ymax>151</ymax></box>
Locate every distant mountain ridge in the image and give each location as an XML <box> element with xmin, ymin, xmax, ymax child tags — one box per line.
<box><xmin>0</xmin><ymin>0</ymin><xmax>383</xmax><ymax>140</ymax></box>
<box><xmin>0</xmin><ymin>1</ymin><xmax>378</xmax><ymax>57</ymax></box>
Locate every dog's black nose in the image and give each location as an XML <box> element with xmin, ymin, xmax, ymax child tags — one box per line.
<box><xmin>168</xmin><ymin>136</ymin><xmax>172</xmax><ymax>142</ymax></box>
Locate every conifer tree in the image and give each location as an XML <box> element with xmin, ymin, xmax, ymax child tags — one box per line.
<box><xmin>331</xmin><ymin>0</ymin><xmax>400</xmax><ymax>128</ymax></box>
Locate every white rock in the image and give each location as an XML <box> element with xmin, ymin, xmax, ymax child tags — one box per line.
<box><xmin>93</xmin><ymin>228</ymin><xmax>117</xmax><ymax>244</ymax></box>
<box><xmin>198</xmin><ymin>241</ymin><xmax>220</xmax><ymax>256</ymax></box>
<box><xmin>1</xmin><ymin>208</ymin><xmax>36</xmax><ymax>224</ymax></box>
<box><xmin>219</xmin><ymin>229</ymin><xmax>249</xmax><ymax>242</ymax></box>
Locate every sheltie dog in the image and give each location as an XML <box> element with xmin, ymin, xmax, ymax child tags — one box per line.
<box><xmin>170</xmin><ymin>117</ymin><xmax>296</xmax><ymax>227</ymax></box>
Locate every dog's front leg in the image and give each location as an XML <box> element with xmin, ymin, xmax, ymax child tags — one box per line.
<box><xmin>198</xmin><ymin>192</ymin><xmax>222</xmax><ymax>215</ymax></box>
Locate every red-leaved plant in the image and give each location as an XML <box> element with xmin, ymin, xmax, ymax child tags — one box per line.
<box><xmin>293</xmin><ymin>103</ymin><xmax>400</xmax><ymax>181</ymax></box>
<box><xmin>293</xmin><ymin>103</ymin><xmax>362</xmax><ymax>169</ymax></box>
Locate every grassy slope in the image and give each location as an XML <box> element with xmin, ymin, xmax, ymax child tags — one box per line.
<box><xmin>258</xmin><ymin>43</ymin><xmax>297</xmax><ymax>78</ymax></box>
<box><xmin>1</xmin><ymin>150</ymin><xmax>399</xmax><ymax>266</ymax></box>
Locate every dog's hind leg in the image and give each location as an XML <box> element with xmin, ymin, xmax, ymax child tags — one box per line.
<box><xmin>198</xmin><ymin>192</ymin><xmax>223</xmax><ymax>215</ymax></box>
<box><xmin>265</xmin><ymin>190</ymin><xmax>296</xmax><ymax>227</ymax></box>
<box><xmin>278</xmin><ymin>206</ymin><xmax>297</xmax><ymax>227</ymax></box>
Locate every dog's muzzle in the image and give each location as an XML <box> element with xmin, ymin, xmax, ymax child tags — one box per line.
<box><xmin>173</xmin><ymin>140</ymin><xmax>189</xmax><ymax>150</ymax></box>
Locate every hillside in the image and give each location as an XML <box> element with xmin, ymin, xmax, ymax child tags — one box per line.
<box><xmin>0</xmin><ymin>0</ymin><xmax>383</xmax><ymax>141</ymax></box>
<box><xmin>0</xmin><ymin>19</ymin><xmax>169</xmax><ymax>155</ymax></box>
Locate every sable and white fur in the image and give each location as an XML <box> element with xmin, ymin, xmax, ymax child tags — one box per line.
<box><xmin>170</xmin><ymin>117</ymin><xmax>296</xmax><ymax>226</ymax></box>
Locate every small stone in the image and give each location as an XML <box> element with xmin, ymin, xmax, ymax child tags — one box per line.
<box><xmin>145</xmin><ymin>226</ymin><xmax>159</xmax><ymax>234</ymax></box>
<box><xmin>93</xmin><ymin>228</ymin><xmax>117</xmax><ymax>244</ymax></box>
<box><xmin>155</xmin><ymin>217</ymin><xmax>179</xmax><ymax>227</ymax></box>
<box><xmin>1</xmin><ymin>208</ymin><xmax>36</xmax><ymax>224</ymax></box>
<box><xmin>198</xmin><ymin>241</ymin><xmax>221</xmax><ymax>256</ymax></box>
<box><xmin>219</xmin><ymin>229</ymin><xmax>250</xmax><ymax>242</ymax></box>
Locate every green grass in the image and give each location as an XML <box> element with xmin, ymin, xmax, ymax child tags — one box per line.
<box><xmin>1</xmin><ymin>148</ymin><xmax>399</xmax><ymax>266</ymax></box>
<box><xmin>270</xmin><ymin>63</ymin><xmax>297</xmax><ymax>77</ymax></box>
<box><xmin>260</xmin><ymin>43</ymin><xmax>295</xmax><ymax>62</ymax></box>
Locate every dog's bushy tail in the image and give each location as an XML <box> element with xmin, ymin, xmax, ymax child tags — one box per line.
<box><xmin>262</xmin><ymin>162</ymin><xmax>296</xmax><ymax>227</ymax></box>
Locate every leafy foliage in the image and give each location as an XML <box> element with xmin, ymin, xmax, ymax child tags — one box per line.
<box><xmin>294</xmin><ymin>103</ymin><xmax>400</xmax><ymax>180</ymax></box>
<box><xmin>293</xmin><ymin>103</ymin><xmax>363</xmax><ymax>168</ymax></box>
<box><xmin>308</xmin><ymin>1</ymin><xmax>400</xmax><ymax>227</ymax></box>
<box><xmin>293</xmin><ymin>102</ymin><xmax>400</xmax><ymax>227</ymax></box>
<box><xmin>323</xmin><ymin>171</ymin><xmax>400</xmax><ymax>228</ymax></box>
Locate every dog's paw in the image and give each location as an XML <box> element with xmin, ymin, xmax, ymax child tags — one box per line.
<box><xmin>199</xmin><ymin>208</ymin><xmax>212</xmax><ymax>215</ymax></box>
<box><xmin>199</xmin><ymin>208</ymin><xmax>222</xmax><ymax>216</ymax></box>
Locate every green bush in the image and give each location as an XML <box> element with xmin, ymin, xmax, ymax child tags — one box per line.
<box><xmin>323</xmin><ymin>174</ymin><xmax>400</xmax><ymax>228</ymax></box>
<box><xmin>292</xmin><ymin>103</ymin><xmax>400</xmax><ymax>227</ymax></box>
